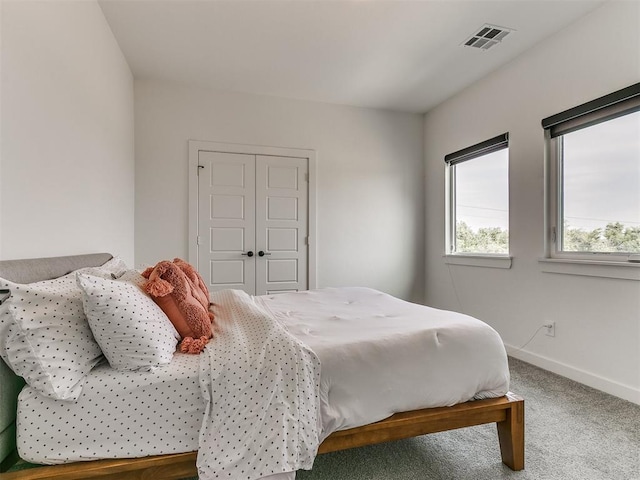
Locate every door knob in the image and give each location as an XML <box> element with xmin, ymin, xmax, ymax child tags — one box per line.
<box><xmin>242</xmin><ymin>251</ymin><xmax>254</xmax><ymax>257</ymax></box>
<box><xmin>258</xmin><ymin>251</ymin><xmax>272</xmax><ymax>257</ymax></box>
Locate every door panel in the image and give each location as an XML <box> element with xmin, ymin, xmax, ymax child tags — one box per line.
<box><xmin>255</xmin><ymin>155</ymin><xmax>308</xmax><ymax>294</ymax></box>
<box><xmin>210</xmin><ymin>195</ymin><xmax>245</xmax><ymax>219</ymax></box>
<box><xmin>210</xmin><ymin>227</ymin><xmax>244</xmax><ymax>251</ymax></box>
<box><xmin>198</xmin><ymin>151</ymin><xmax>256</xmax><ymax>294</ymax></box>
<box><xmin>267</xmin><ymin>228</ymin><xmax>297</xmax><ymax>251</ymax></box>
<box><xmin>267</xmin><ymin>259</ymin><xmax>298</xmax><ymax>282</ymax></box>
<box><xmin>267</xmin><ymin>197</ymin><xmax>298</xmax><ymax>220</ymax></box>
<box><xmin>210</xmin><ymin>260</ymin><xmax>245</xmax><ymax>285</ymax></box>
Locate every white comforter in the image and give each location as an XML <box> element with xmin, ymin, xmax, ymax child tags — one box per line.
<box><xmin>259</xmin><ymin>287</ymin><xmax>510</xmax><ymax>438</ymax></box>
<box><xmin>198</xmin><ymin>290</ymin><xmax>321</xmax><ymax>480</ymax></box>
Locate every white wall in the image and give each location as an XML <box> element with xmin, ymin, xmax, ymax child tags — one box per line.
<box><xmin>424</xmin><ymin>1</ymin><xmax>640</xmax><ymax>403</ymax></box>
<box><xmin>135</xmin><ymin>81</ymin><xmax>425</xmax><ymax>301</ymax></box>
<box><xmin>0</xmin><ymin>0</ymin><xmax>135</xmax><ymax>265</ymax></box>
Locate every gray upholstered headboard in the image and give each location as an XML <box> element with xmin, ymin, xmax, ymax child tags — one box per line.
<box><xmin>0</xmin><ymin>253</ymin><xmax>112</xmax><ymax>468</ymax></box>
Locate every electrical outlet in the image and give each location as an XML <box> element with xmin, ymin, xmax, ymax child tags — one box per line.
<box><xmin>545</xmin><ymin>322</ymin><xmax>556</xmax><ymax>337</ymax></box>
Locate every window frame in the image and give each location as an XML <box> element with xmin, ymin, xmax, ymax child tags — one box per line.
<box><xmin>444</xmin><ymin>133</ymin><xmax>510</xmax><ymax>259</ymax></box>
<box><xmin>543</xmin><ymin>83</ymin><xmax>640</xmax><ymax>266</ymax></box>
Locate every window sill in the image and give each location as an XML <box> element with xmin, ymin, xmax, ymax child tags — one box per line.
<box><xmin>443</xmin><ymin>254</ymin><xmax>512</xmax><ymax>269</ymax></box>
<box><xmin>538</xmin><ymin>258</ymin><xmax>640</xmax><ymax>281</ymax></box>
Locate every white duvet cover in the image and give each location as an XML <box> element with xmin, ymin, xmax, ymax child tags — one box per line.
<box><xmin>260</xmin><ymin>287</ymin><xmax>510</xmax><ymax>437</ymax></box>
<box><xmin>17</xmin><ymin>287</ymin><xmax>509</xmax><ymax>476</ymax></box>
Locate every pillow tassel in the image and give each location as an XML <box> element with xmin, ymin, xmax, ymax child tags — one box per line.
<box><xmin>179</xmin><ymin>336</ymin><xmax>209</xmax><ymax>354</ymax></box>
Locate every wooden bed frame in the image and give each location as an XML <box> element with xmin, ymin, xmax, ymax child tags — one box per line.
<box><xmin>0</xmin><ymin>254</ymin><xmax>524</xmax><ymax>479</ymax></box>
<box><xmin>0</xmin><ymin>393</ymin><xmax>524</xmax><ymax>479</ymax></box>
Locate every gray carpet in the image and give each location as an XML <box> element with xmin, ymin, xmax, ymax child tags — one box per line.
<box><xmin>188</xmin><ymin>357</ymin><xmax>640</xmax><ymax>480</ymax></box>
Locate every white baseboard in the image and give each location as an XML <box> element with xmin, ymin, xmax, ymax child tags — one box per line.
<box><xmin>505</xmin><ymin>344</ymin><xmax>640</xmax><ymax>405</ymax></box>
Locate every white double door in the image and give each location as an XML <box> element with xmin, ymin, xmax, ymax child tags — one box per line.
<box><xmin>198</xmin><ymin>151</ymin><xmax>308</xmax><ymax>296</ymax></box>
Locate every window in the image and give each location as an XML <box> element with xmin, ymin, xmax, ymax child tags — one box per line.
<box><xmin>445</xmin><ymin>133</ymin><xmax>509</xmax><ymax>256</ymax></box>
<box><xmin>543</xmin><ymin>83</ymin><xmax>640</xmax><ymax>263</ymax></box>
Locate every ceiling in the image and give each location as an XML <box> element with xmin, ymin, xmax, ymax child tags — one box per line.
<box><xmin>99</xmin><ymin>0</ymin><xmax>605</xmax><ymax>113</ymax></box>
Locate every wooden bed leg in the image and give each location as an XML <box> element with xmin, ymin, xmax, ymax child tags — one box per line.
<box><xmin>496</xmin><ymin>395</ymin><xmax>524</xmax><ymax>471</ymax></box>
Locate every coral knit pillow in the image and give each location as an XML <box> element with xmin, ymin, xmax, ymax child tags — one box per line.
<box><xmin>141</xmin><ymin>258</ymin><xmax>214</xmax><ymax>354</ymax></box>
<box><xmin>151</xmin><ymin>294</ymin><xmax>193</xmax><ymax>339</ymax></box>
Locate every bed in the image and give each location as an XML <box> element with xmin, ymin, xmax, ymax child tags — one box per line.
<box><xmin>0</xmin><ymin>253</ymin><xmax>524</xmax><ymax>480</ymax></box>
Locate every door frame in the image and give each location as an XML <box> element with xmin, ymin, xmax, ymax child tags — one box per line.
<box><xmin>188</xmin><ymin>140</ymin><xmax>317</xmax><ymax>291</ymax></box>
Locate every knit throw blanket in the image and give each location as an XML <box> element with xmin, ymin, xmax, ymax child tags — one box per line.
<box><xmin>197</xmin><ymin>289</ymin><xmax>321</xmax><ymax>480</ymax></box>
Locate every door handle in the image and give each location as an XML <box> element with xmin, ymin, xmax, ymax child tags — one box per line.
<box><xmin>242</xmin><ymin>251</ymin><xmax>254</xmax><ymax>257</ymax></box>
<box><xmin>258</xmin><ymin>251</ymin><xmax>271</xmax><ymax>257</ymax></box>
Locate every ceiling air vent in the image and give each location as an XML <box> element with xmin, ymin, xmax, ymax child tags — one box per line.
<box><xmin>463</xmin><ymin>24</ymin><xmax>514</xmax><ymax>50</ymax></box>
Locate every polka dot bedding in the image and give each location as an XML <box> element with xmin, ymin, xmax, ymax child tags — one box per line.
<box><xmin>16</xmin><ymin>288</ymin><xmax>321</xmax><ymax>479</ymax></box>
<box><xmin>198</xmin><ymin>289</ymin><xmax>321</xmax><ymax>480</ymax></box>
<box><xmin>17</xmin><ymin>353</ymin><xmax>203</xmax><ymax>464</ymax></box>
<box><xmin>0</xmin><ymin>257</ymin><xmax>129</xmax><ymax>401</ymax></box>
<box><xmin>77</xmin><ymin>271</ymin><xmax>180</xmax><ymax>372</ymax></box>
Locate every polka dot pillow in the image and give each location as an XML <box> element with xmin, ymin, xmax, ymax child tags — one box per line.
<box><xmin>0</xmin><ymin>257</ymin><xmax>127</xmax><ymax>401</ymax></box>
<box><xmin>77</xmin><ymin>271</ymin><xmax>179</xmax><ymax>372</ymax></box>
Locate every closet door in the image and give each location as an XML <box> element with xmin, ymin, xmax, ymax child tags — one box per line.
<box><xmin>198</xmin><ymin>151</ymin><xmax>256</xmax><ymax>294</ymax></box>
<box><xmin>195</xmin><ymin>147</ymin><xmax>311</xmax><ymax>297</ymax></box>
<box><xmin>255</xmin><ymin>155</ymin><xmax>308</xmax><ymax>295</ymax></box>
